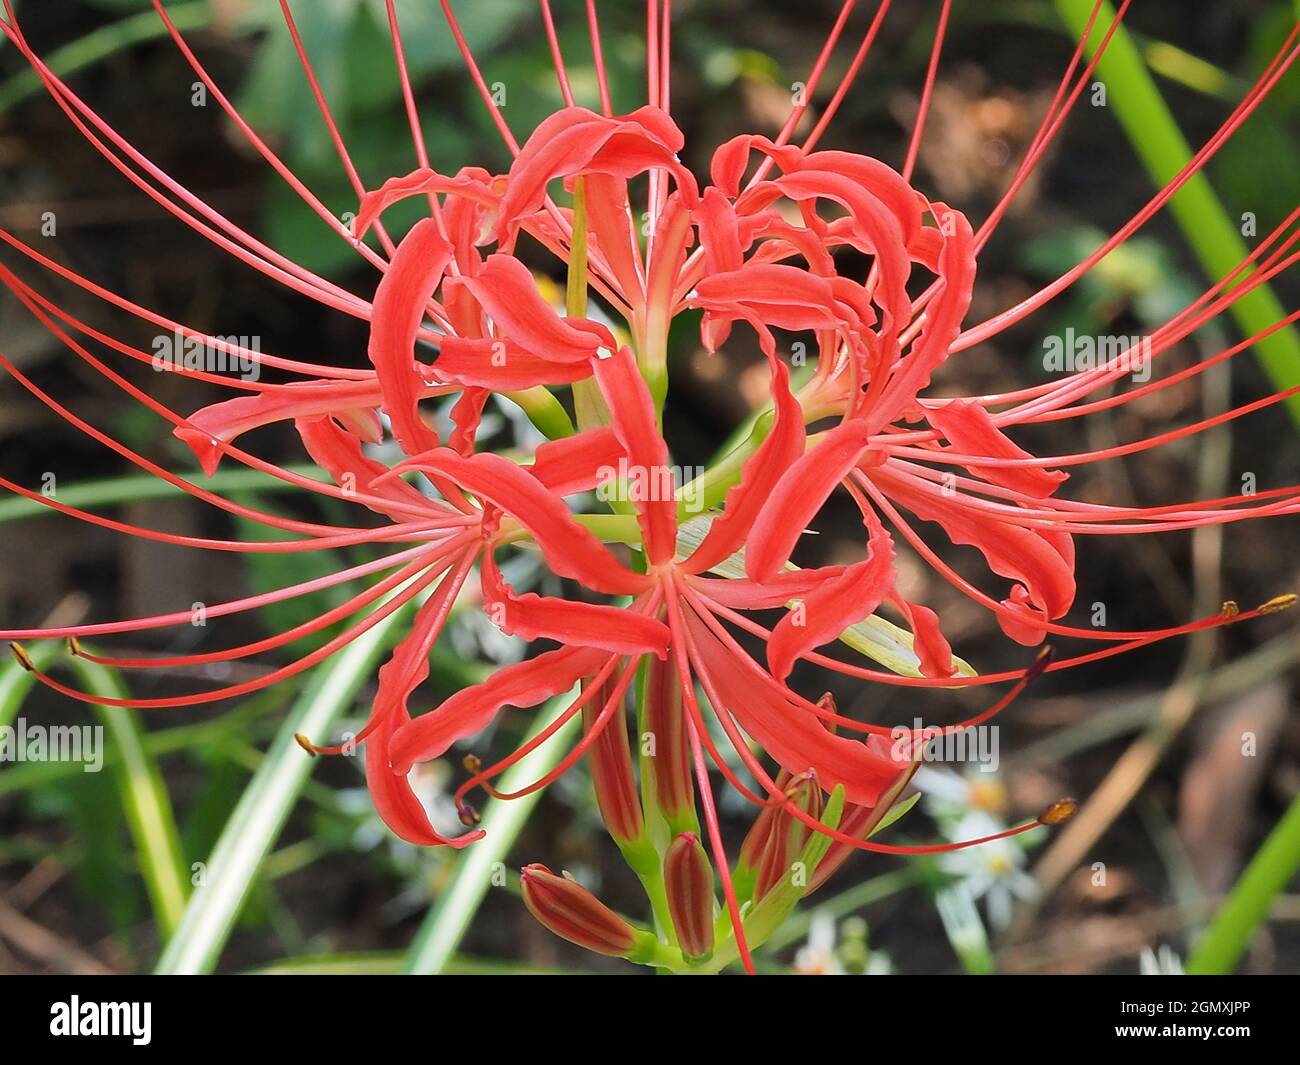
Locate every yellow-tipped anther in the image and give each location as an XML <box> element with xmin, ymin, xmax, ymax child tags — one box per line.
<box><xmin>1257</xmin><ymin>593</ymin><xmax>1297</xmax><ymax>615</ymax></box>
<box><xmin>66</xmin><ymin>635</ymin><xmax>83</xmax><ymax>656</ymax></box>
<box><xmin>1038</xmin><ymin>797</ymin><xmax>1079</xmax><ymax>826</ymax></box>
<box><xmin>463</xmin><ymin>753</ymin><xmax>482</xmax><ymax>774</ymax></box>
<box><xmin>293</xmin><ymin>733</ymin><xmax>319</xmax><ymax>757</ymax></box>
<box><xmin>9</xmin><ymin>642</ymin><xmax>33</xmax><ymax>672</ymax></box>
<box><xmin>1220</xmin><ymin>600</ymin><xmax>1240</xmax><ymax>619</ymax></box>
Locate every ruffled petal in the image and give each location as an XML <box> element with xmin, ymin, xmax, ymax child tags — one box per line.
<box><xmin>433</xmin><ymin>336</ymin><xmax>593</xmax><ymax>389</ymax></box>
<box><xmin>294</xmin><ymin>414</ymin><xmax>430</xmax><ymax>522</ymax></box>
<box><xmin>875</xmin><ymin>466</ymin><xmax>1075</xmax><ymax>643</ymax></box>
<box><xmin>926</xmin><ymin>398</ymin><xmax>1067</xmax><ymax>498</ymax></box>
<box><xmin>389</xmin><ymin>645</ymin><xmax>610</xmax><ymax>772</ymax></box>
<box><xmin>497</xmin><ymin>106</ymin><xmax>694</xmax><ymax>243</ymax></box>
<box><xmin>354</xmin><ymin>166</ymin><xmax>499</xmax><ymax>239</ymax></box>
<box><xmin>888</xmin><ymin>595</ymin><xmax>956</xmax><ymax>679</ymax></box>
<box><xmin>481</xmin><ymin>552</ymin><xmax>669</xmax><ymax>658</ymax></box>
<box><xmin>870</xmin><ymin>201</ymin><xmax>976</xmax><ymax>429</ymax></box>
<box><xmin>689</xmin><ymin>568</ymin><xmax>846</xmax><ymax>609</ymax></box>
<box><xmin>686</xmin><ymin>610</ymin><xmax>903</xmax><ymax>808</ymax></box>
<box><xmin>367</xmin><ymin>217</ymin><xmax>452</xmax><ymax>455</ymax></box>
<box><xmin>366</xmin><ymin>570</ymin><xmax>483</xmax><ymax>848</ymax></box>
<box><xmin>745</xmin><ymin>420</ymin><xmax>873</xmax><ymax>582</ymax></box>
<box><xmin>765</xmin><ymin>506</ymin><xmax>896</xmax><ymax>681</ymax></box>
<box><xmin>386</xmin><ymin>448</ymin><xmax>649</xmax><ymax>596</ymax></box>
<box><xmin>591</xmin><ymin>346</ymin><xmax>678</xmax><ymax>565</ymax></box>
<box><xmin>685</xmin><ymin>353</ymin><xmax>804</xmax><ymax>573</ymax></box>
<box><xmin>444</xmin><ymin>253</ymin><xmax>614</xmax><ymax>362</ymax></box>
<box><xmin>528</xmin><ymin>428</ymin><xmax>624</xmax><ymax>495</ymax></box>
<box><xmin>175</xmin><ymin>379</ymin><xmax>386</xmax><ymax>476</ymax></box>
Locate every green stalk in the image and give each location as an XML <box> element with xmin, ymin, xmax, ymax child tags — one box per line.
<box><xmin>1</xmin><ymin>644</ymin><xmax>188</xmax><ymax>938</ymax></box>
<box><xmin>0</xmin><ymin>465</ymin><xmax>323</xmax><ymax>524</ymax></box>
<box><xmin>1186</xmin><ymin>792</ymin><xmax>1300</xmax><ymax>974</ymax></box>
<box><xmin>0</xmin><ymin>2</ymin><xmax>213</xmax><ymax>113</ymax></box>
<box><xmin>502</xmin><ymin>386</ymin><xmax>576</xmax><ymax>439</ymax></box>
<box><xmin>1054</xmin><ymin>0</ymin><xmax>1300</xmax><ymax>427</ymax></box>
<box><xmin>154</xmin><ymin>586</ymin><xmax>417</xmax><ymax>974</ymax></box>
<box><xmin>402</xmin><ymin>687</ymin><xmax>582</xmax><ymax>974</ymax></box>
<box><xmin>68</xmin><ymin>654</ymin><xmax>189</xmax><ymax>939</ymax></box>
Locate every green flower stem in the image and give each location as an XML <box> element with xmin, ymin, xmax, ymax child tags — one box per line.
<box><xmin>638</xmin><ymin>309</ymin><xmax>672</xmax><ymax>427</ymax></box>
<box><xmin>503</xmin><ymin>386</ymin><xmax>575</xmax><ymax>439</ymax></box>
<box><xmin>1055</xmin><ymin>0</ymin><xmax>1300</xmax><ymax>428</ymax></box>
<box><xmin>1186</xmin><ymin>792</ymin><xmax>1300</xmax><ymax>974</ymax></box>
<box><xmin>0</xmin><ymin>2</ymin><xmax>213</xmax><ymax>114</ymax></box>
<box><xmin>0</xmin><ymin>465</ymin><xmax>324</xmax><ymax>524</ymax></box>
<box><xmin>402</xmin><ymin>687</ymin><xmax>582</xmax><ymax>974</ymax></box>
<box><xmin>69</xmin><ymin>654</ymin><xmax>190</xmax><ymax>940</ymax></box>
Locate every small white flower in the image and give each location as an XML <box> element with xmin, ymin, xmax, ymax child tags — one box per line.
<box><xmin>936</xmin><ymin>810</ymin><xmax>1038</xmax><ymax>931</ymax></box>
<box><xmin>1139</xmin><ymin>944</ymin><xmax>1184</xmax><ymax>975</ymax></box>
<box><xmin>794</xmin><ymin>912</ymin><xmax>844</xmax><ymax>975</ymax></box>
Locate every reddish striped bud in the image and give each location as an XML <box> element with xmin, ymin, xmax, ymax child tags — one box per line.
<box><xmin>738</xmin><ymin>769</ymin><xmax>823</xmax><ymax>902</ymax></box>
<box><xmin>520</xmin><ymin>864</ymin><xmax>638</xmax><ymax>958</ymax></box>
<box><xmin>582</xmin><ymin>677</ymin><xmax>644</xmax><ymax>844</ymax></box>
<box><xmin>641</xmin><ymin>656</ymin><xmax>695</xmax><ymax>833</ymax></box>
<box><xmin>810</xmin><ymin>735</ymin><xmax>919</xmax><ymax>894</ymax></box>
<box><xmin>664</xmin><ymin>833</ymin><xmax>715</xmax><ymax>962</ymax></box>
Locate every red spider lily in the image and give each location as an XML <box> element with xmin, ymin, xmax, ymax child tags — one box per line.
<box><xmin>1</xmin><ymin>0</ymin><xmax>1298</xmax><ymax>973</ymax></box>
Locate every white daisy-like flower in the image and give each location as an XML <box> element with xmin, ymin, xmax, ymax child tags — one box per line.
<box><xmin>936</xmin><ymin>810</ymin><xmax>1039</xmax><ymax>931</ymax></box>
<box><xmin>913</xmin><ymin>764</ymin><xmax>1009</xmax><ymax>822</ymax></box>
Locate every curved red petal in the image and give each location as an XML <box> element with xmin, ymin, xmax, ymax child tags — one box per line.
<box><xmin>591</xmin><ymin>346</ymin><xmax>678</xmax><ymax>565</ymax></box>
<box><xmin>367</xmin><ymin>217</ymin><xmax>451</xmax><ymax>455</ymax></box>
<box><xmin>394</xmin><ymin>448</ymin><xmax>649</xmax><ymax>596</ymax></box>
<box><xmin>745</xmin><ymin>420</ymin><xmax>873</xmax><ymax>582</ymax></box>
<box><xmin>481</xmin><ymin>552</ymin><xmax>669</xmax><ymax>658</ymax></box>
<box><xmin>389</xmin><ymin>645</ymin><xmax>610</xmax><ymax>773</ymax></box>
<box><xmin>926</xmin><ymin>398</ymin><xmax>1067</xmax><ymax>498</ymax></box>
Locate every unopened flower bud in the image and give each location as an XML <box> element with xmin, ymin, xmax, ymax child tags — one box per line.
<box><xmin>643</xmin><ymin>656</ymin><xmax>695</xmax><ymax>833</ymax></box>
<box><xmin>664</xmin><ymin>833</ymin><xmax>715</xmax><ymax>961</ymax></box>
<box><xmin>582</xmin><ymin>677</ymin><xmax>644</xmax><ymax>844</ymax></box>
<box><xmin>520</xmin><ymin>864</ymin><xmax>638</xmax><ymax>957</ymax></box>
<box><xmin>739</xmin><ymin>770</ymin><xmax>822</xmax><ymax>902</ymax></box>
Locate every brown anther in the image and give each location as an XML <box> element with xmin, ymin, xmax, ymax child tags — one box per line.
<box><xmin>293</xmin><ymin>733</ymin><xmax>319</xmax><ymax>757</ymax></box>
<box><xmin>1257</xmin><ymin>593</ymin><xmax>1297</xmax><ymax>615</ymax></box>
<box><xmin>457</xmin><ymin>801</ymin><xmax>481</xmax><ymax>827</ymax></box>
<box><xmin>66</xmin><ymin>635</ymin><xmax>83</xmax><ymax>656</ymax></box>
<box><xmin>9</xmin><ymin>642</ymin><xmax>33</xmax><ymax>672</ymax></box>
<box><xmin>463</xmin><ymin>753</ymin><xmax>482</xmax><ymax>774</ymax></box>
<box><xmin>1220</xmin><ymin>600</ymin><xmax>1240</xmax><ymax>620</ymax></box>
<box><xmin>1024</xmin><ymin>643</ymin><xmax>1055</xmax><ymax>684</ymax></box>
<box><xmin>1038</xmin><ymin>797</ymin><xmax>1079</xmax><ymax>826</ymax></box>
